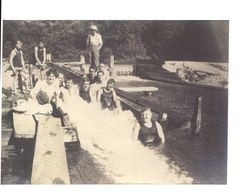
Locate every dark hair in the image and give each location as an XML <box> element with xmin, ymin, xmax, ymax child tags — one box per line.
<box><xmin>140</xmin><ymin>106</ymin><xmax>151</xmax><ymax>114</ymax></box>
<box><xmin>89</xmin><ymin>66</ymin><xmax>97</xmax><ymax>72</ymax></box>
<box><xmin>107</xmin><ymin>78</ymin><xmax>115</xmax><ymax>85</ymax></box>
<box><xmin>65</xmin><ymin>76</ymin><xmax>73</xmax><ymax>82</ymax></box>
<box><xmin>16</xmin><ymin>40</ymin><xmax>23</xmax><ymax>44</ymax></box>
<box><xmin>97</xmin><ymin>70</ymin><xmax>104</xmax><ymax>76</ymax></box>
<box><xmin>81</xmin><ymin>75</ymin><xmax>90</xmax><ymax>82</ymax></box>
<box><xmin>46</xmin><ymin>69</ymin><xmax>59</xmax><ymax>78</ymax></box>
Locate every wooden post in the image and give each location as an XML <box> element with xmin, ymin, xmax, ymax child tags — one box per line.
<box><xmin>31</xmin><ymin>115</ymin><xmax>70</xmax><ymax>184</ymax></box>
<box><xmin>28</xmin><ymin>63</ymin><xmax>34</xmax><ymax>89</ymax></box>
<box><xmin>46</xmin><ymin>54</ymin><xmax>52</xmax><ymax>62</ymax></box>
<box><xmin>110</xmin><ymin>55</ymin><xmax>115</xmax><ymax>76</ymax></box>
<box><xmin>191</xmin><ymin>96</ymin><xmax>202</xmax><ymax>136</ymax></box>
<box><xmin>80</xmin><ymin>55</ymin><xmax>85</xmax><ymax>63</ymax></box>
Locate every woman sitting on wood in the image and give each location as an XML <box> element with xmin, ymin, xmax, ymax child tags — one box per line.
<box><xmin>12</xmin><ymin>69</ymin><xmax>60</xmax><ymax>114</ymax></box>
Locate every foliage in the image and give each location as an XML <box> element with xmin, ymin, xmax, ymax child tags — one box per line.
<box><xmin>2</xmin><ymin>20</ymin><xmax>229</xmax><ymax>63</ymax></box>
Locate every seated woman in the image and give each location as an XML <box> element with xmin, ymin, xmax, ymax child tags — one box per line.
<box><xmin>12</xmin><ymin>69</ymin><xmax>60</xmax><ymax>114</ymax></box>
<box><xmin>97</xmin><ymin>78</ymin><xmax>120</xmax><ymax>110</ymax></box>
<box><xmin>132</xmin><ymin>107</ymin><xmax>165</xmax><ymax>147</ymax></box>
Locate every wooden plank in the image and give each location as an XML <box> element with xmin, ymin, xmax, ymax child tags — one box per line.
<box><xmin>143</xmin><ymin>71</ymin><xmax>227</xmax><ymax>91</ymax></box>
<box><xmin>13</xmin><ymin>113</ymin><xmax>36</xmax><ymax>138</ymax></box>
<box><xmin>118</xmin><ymin>96</ymin><xmax>159</xmax><ymax>122</ymax></box>
<box><xmin>119</xmin><ymin>86</ymin><xmax>158</xmax><ymax>92</ymax></box>
<box><xmin>31</xmin><ymin>115</ymin><xmax>70</xmax><ymax>184</ymax></box>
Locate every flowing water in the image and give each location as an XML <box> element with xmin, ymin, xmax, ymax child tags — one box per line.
<box><xmin>1</xmin><ymin>78</ymin><xmax>227</xmax><ymax>184</ymax></box>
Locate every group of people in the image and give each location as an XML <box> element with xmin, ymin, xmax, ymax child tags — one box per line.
<box><xmin>8</xmin><ymin>24</ymin><xmax>103</xmax><ymax>94</ymax></box>
<box><xmin>8</xmin><ymin>24</ymin><xmax>165</xmax><ymax>147</ymax></box>
<box><xmin>9</xmin><ymin>40</ymin><xmax>47</xmax><ymax>94</ymax></box>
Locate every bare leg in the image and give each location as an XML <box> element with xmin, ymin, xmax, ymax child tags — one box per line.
<box><xmin>12</xmin><ymin>74</ymin><xmax>18</xmax><ymax>94</ymax></box>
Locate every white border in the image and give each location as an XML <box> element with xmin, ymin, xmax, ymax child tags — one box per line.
<box><xmin>2</xmin><ymin>0</ymin><xmax>250</xmax><ymax>192</ymax></box>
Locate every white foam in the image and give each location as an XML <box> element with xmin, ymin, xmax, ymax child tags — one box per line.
<box><xmin>61</xmin><ymin>94</ymin><xmax>193</xmax><ymax>184</ymax></box>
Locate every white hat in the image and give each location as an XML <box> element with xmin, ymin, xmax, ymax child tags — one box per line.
<box><xmin>90</xmin><ymin>25</ymin><xmax>98</xmax><ymax>31</ymax></box>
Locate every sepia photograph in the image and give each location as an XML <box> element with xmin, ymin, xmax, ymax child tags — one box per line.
<box><xmin>1</xmin><ymin>19</ymin><xmax>229</xmax><ymax>185</ymax></box>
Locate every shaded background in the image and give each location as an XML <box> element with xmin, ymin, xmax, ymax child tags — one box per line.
<box><xmin>2</xmin><ymin>20</ymin><xmax>229</xmax><ymax>63</ymax></box>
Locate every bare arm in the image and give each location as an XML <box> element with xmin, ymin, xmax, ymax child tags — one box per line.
<box><xmin>96</xmin><ymin>88</ymin><xmax>103</xmax><ymax>103</ymax></box>
<box><xmin>89</xmin><ymin>86</ymin><xmax>97</xmax><ymax>103</ymax></box>
<box><xmin>20</xmin><ymin>51</ymin><xmax>25</xmax><ymax>68</ymax></box>
<box><xmin>112</xmin><ymin>89</ymin><xmax>121</xmax><ymax>110</ymax></box>
<box><xmin>9</xmin><ymin>50</ymin><xmax>16</xmax><ymax>71</ymax></box>
<box><xmin>112</xmin><ymin>89</ymin><xmax>117</xmax><ymax>102</ymax></box>
<box><xmin>29</xmin><ymin>81</ymin><xmax>42</xmax><ymax>100</ymax></box>
<box><xmin>132</xmin><ymin>122</ymin><xmax>141</xmax><ymax>141</ymax></box>
<box><xmin>155</xmin><ymin>122</ymin><xmax>165</xmax><ymax>143</ymax></box>
<box><xmin>42</xmin><ymin>48</ymin><xmax>46</xmax><ymax>65</ymax></box>
<box><xmin>34</xmin><ymin>47</ymin><xmax>41</xmax><ymax>65</ymax></box>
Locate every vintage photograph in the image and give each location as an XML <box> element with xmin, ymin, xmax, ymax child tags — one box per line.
<box><xmin>1</xmin><ymin>20</ymin><xmax>228</xmax><ymax>184</ymax></box>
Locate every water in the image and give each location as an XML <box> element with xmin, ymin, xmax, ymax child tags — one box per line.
<box><xmin>1</xmin><ymin>78</ymin><xmax>227</xmax><ymax>184</ymax></box>
<box><xmin>116</xmin><ymin>79</ymin><xmax>228</xmax><ymax>184</ymax></box>
<box><xmin>61</xmin><ymin>95</ymin><xmax>193</xmax><ymax>183</ymax></box>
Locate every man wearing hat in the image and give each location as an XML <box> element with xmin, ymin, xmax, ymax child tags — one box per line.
<box><xmin>87</xmin><ymin>25</ymin><xmax>103</xmax><ymax>69</ymax></box>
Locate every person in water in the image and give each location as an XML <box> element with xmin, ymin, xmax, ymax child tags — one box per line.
<box><xmin>87</xmin><ymin>66</ymin><xmax>98</xmax><ymax>84</ymax></box>
<box><xmin>98</xmin><ymin>63</ymin><xmax>110</xmax><ymax>81</ymax></box>
<box><xmin>132</xmin><ymin>107</ymin><xmax>165</xmax><ymax>147</ymax></box>
<box><xmin>89</xmin><ymin>70</ymin><xmax>106</xmax><ymax>102</ymax></box>
<box><xmin>97</xmin><ymin>78</ymin><xmax>119</xmax><ymax>110</ymax></box>
<box><xmin>57</xmin><ymin>73</ymin><xmax>65</xmax><ymax>87</ymax></box>
<box><xmin>59</xmin><ymin>77</ymin><xmax>79</xmax><ymax>104</ymax></box>
<box><xmin>79</xmin><ymin>77</ymin><xmax>92</xmax><ymax>103</ymax></box>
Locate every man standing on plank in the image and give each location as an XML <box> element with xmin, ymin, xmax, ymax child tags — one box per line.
<box><xmin>9</xmin><ymin>40</ymin><xmax>25</xmax><ymax>94</ymax></box>
<box><xmin>31</xmin><ymin>41</ymin><xmax>47</xmax><ymax>86</ymax></box>
<box><xmin>87</xmin><ymin>25</ymin><xmax>103</xmax><ymax>69</ymax></box>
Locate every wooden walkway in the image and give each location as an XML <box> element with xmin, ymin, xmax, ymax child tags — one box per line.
<box><xmin>31</xmin><ymin>115</ymin><xmax>70</xmax><ymax>184</ymax></box>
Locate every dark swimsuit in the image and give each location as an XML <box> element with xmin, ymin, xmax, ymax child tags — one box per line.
<box><xmin>138</xmin><ymin>120</ymin><xmax>161</xmax><ymax>147</ymax></box>
<box><xmin>100</xmin><ymin>88</ymin><xmax>116</xmax><ymax>110</ymax></box>
<box><xmin>79</xmin><ymin>88</ymin><xmax>91</xmax><ymax>103</ymax></box>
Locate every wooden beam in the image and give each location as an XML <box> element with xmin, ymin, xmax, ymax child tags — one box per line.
<box><xmin>119</xmin><ymin>86</ymin><xmax>158</xmax><ymax>92</ymax></box>
<box><xmin>13</xmin><ymin>113</ymin><xmax>36</xmax><ymax>138</ymax></box>
<box><xmin>31</xmin><ymin>115</ymin><xmax>70</xmax><ymax>184</ymax></box>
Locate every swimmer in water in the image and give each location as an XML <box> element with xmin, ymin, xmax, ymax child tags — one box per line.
<box><xmin>79</xmin><ymin>76</ymin><xmax>92</xmax><ymax>103</ymax></box>
<box><xmin>132</xmin><ymin>107</ymin><xmax>165</xmax><ymax>147</ymax></box>
<box><xmin>89</xmin><ymin>70</ymin><xmax>106</xmax><ymax>102</ymax></box>
<box><xmin>59</xmin><ymin>77</ymin><xmax>79</xmax><ymax>104</ymax></box>
<box><xmin>97</xmin><ymin>78</ymin><xmax>120</xmax><ymax>110</ymax></box>
<box><xmin>57</xmin><ymin>73</ymin><xmax>65</xmax><ymax>87</ymax></box>
<box><xmin>87</xmin><ymin>66</ymin><xmax>98</xmax><ymax>84</ymax></box>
